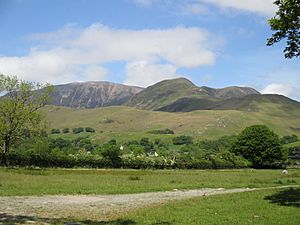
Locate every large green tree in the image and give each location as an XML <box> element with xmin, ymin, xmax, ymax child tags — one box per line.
<box><xmin>267</xmin><ymin>0</ymin><xmax>300</xmax><ymax>58</ymax></box>
<box><xmin>0</xmin><ymin>75</ymin><xmax>52</xmax><ymax>165</ymax></box>
<box><xmin>231</xmin><ymin>125</ymin><xmax>286</xmax><ymax>168</ymax></box>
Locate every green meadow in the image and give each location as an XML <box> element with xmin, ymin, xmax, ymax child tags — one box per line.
<box><xmin>0</xmin><ymin>168</ymin><xmax>299</xmax><ymax>196</ymax></box>
<box><xmin>118</xmin><ymin>188</ymin><xmax>300</xmax><ymax>225</ymax></box>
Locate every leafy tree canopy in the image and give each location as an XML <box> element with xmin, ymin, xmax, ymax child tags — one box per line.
<box><xmin>0</xmin><ymin>75</ymin><xmax>52</xmax><ymax>165</ymax></box>
<box><xmin>267</xmin><ymin>0</ymin><xmax>300</xmax><ymax>58</ymax></box>
<box><xmin>231</xmin><ymin>125</ymin><xmax>286</xmax><ymax>168</ymax></box>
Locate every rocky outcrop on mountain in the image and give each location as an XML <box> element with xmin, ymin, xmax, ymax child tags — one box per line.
<box><xmin>48</xmin><ymin>81</ymin><xmax>143</xmax><ymax>108</ymax></box>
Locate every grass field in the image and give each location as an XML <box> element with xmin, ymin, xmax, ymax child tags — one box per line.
<box><xmin>0</xmin><ymin>168</ymin><xmax>299</xmax><ymax>196</ymax></box>
<box><xmin>118</xmin><ymin>188</ymin><xmax>300</xmax><ymax>225</ymax></box>
<box><xmin>42</xmin><ymin>104</ymin><xmax>300</xmax><ymax>143</ymax></box>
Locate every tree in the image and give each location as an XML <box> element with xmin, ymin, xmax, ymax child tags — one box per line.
<box><xmin>231</xmin><ymin>125</ymin><xmax>286</xmax><ymax>168</ymax></box>
<box><xmin>85</xmin><ymin>127</ymin><xmax>95</xmax><ymax>133</ymax></box>
<box><xmin>267</xmin><ymin>0</ymin><xmax>300</xmax><ymax>58</ymax></box>
<box><xmin>0</xmin><ymin>75</ymin><xmax>52</xmax><ymax>166</ymax></box>
<box><xmin>101</xmin><ymin>144</ymin><xmax>122</xmax><ymax>167</ymax></box>
<box><xmin>51</xmin><ymin>128</ymin><xmax>61</xmax><ymax>134</ymax></box>
<box><xmin>173</xmin><ymin>135</ymin><xmax>193</xmax><ymax>145</ymax></box>
<box><xmin>62</xmin><ymin>128</ymin><xmax>70</xmax><ymax>133</ymax></box>
<box><xmin>72</xmin><ymin>127</ymin><xmax>84</xmax><ymax>134</ymax></box>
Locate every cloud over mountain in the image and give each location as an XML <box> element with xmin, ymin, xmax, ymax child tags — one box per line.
<box><xmin>0</xmin><ymin>24</ymin><xmax>216</xmax><ymax>87</ymax></box>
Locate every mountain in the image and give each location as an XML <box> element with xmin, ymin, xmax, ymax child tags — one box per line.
<box><xmin>43</xmin><ymin>78</ymin><xmax>300</xmax><ymax>113</ymax></box>
<box><xmin>126</xmin><ymin>77</ymin><xmax>260</xmax><ymax>111</ymax></box>
<box><xmin>126</xmin><ymin>78</ymin><xmax>199</xmax><ymax>110</ymax></box>
<box><xmin>48</xmin><ymin>81</ymin><xmax>143</xmax><ymax>108</ymax></box>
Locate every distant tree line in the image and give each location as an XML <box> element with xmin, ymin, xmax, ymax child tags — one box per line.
<box><xmin>51</xmin><ymin>127</ymin><xmax>95</xmax><ymax>134</ymax></box>
<box><xmin>1</xmin><ymin>125</ymin><xmax>297</xmax><ymax>169</ymax></box>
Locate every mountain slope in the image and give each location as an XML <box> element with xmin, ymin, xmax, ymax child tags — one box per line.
<box><xmin>127</xmin><ymin>77</ymin><xmax>260</xmax><ymax>111</ymax></box>
<box><xmin>158</xmin><ymin>94</ymin><xmax>300</xmax><ymax>112</ymax></box>
<box><xmin>126</xmin><ymin>78</ymin><xmax>200</xmax><ymax>110</ymax></box>
<box><xmin>43</xmin><ymin>102</ymin><xmax>300</xmax><ymax>142</ymax></box>
<box><xmin>48</xmin><ymin>81</ymin><xmax>143</xmax><ymax>108</ymax></box>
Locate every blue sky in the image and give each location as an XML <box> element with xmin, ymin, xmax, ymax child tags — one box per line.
<box><xmin>0</xmin><ymin>0</ymin><xmax>299</xmax><ymax>100</ymax></box>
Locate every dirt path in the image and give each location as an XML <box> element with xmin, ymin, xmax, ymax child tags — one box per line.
<box><xmin>0</xmin><ymin>185</ymin><xmax>298</xmax><ymax>223</ymax></box>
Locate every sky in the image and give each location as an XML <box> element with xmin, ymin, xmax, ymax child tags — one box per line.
<box><xmin>0</xmin><ymin>0</ymin><xmax>299</xmax><ymax>100</ymax></box>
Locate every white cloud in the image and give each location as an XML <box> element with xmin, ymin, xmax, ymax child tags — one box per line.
<box><xmin>261</xmin><ymin>83</ymin><xmax>293</xmax><ymax>97</ymax></box>
<box><xmin>198</xmin><ymin>0</ymin><xmax>276</xmax><ymax>16</ymax></box>
<box><xmin>0</xmin><ymin>24</ymin><xmax>216</xmax><ymax>86</ymax></box>
<box><xmin>124</xmin><ymin>60</ymin><xmax>180</xmax><ymax>87</ymax></box>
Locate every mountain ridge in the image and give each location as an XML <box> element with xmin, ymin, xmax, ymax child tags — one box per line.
<box><xmin>126</xmin><ymin>77</ymin><xmax>262</xmax><ymax>111</ymax></box>
<box><xmin>43</xmin><ymin>77</ymin><xmax>300</xmax><ymax>112</ymax></box>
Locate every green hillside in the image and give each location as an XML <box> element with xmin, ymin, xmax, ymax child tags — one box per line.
<box><xmin>42</xmin><ymin>100</ymin><xmax>300</xmax><ymax>143</ymax></box>
<box><xmin>126</xmin><ymin>77</ymin><xmax>201</xmax><ymax>110</ymax></box>
<box><xmin>126</xmin><ymin>77</ymin><xmax>260</xmax><ymax>111</ymax></box>
<box><xmin>158</xmin><ymin>94</ymin><xmax>300</xmax><ymax>112</ymax></box>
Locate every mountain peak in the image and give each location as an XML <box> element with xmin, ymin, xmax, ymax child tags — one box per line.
<box><xmin>127</xmin><ymin>78</ymin><xmax>261</xmax><ymax>110</ymax></box>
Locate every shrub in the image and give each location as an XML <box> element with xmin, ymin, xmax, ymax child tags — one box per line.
<box><xmin>51</xmin><ymin>129</ymin><xmax>61</xmax><ymax>134</ymax></box>
<box><xmin>85</xmin><ymin>127</ymin><xmax>95</xmax><ymax>133</ymax></box>
<box><xmin>72</xmin><ymin>127</ymin><xmax>84</xmax><ymax>134</ymax></box>
<box><xmin>62</xmin><ymin>128</ymin><xmax>69</xmax><ymax>133</ymax></box>
<box><xmin>148</xmin><ymin>129</ymin><xmax>174</xmax><ymax>134</ymax></box>
<box><xmin>173</xmin><ymin>135</ymin><xmax>193</xmax><ymax>145</ymax></box>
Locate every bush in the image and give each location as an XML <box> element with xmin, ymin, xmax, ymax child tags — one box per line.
<box><xmin>148</xmin><ymin>129</ymin><xmax>174</xmax><ymax>134</ymax></box>
<box><xmin>231</xmin><ymin>125</ymin><xmax>286</xmax><ymax>168</ymax></box>
<box><xmin>72</xmin><ymin>127</ymin><xmax>84</xmax><ymax>134</ymax></box>
<box><xmin>140</xmin><ymin>137</ymin><xmax>153</xmax><ymax>153</ymax></box>
<box><xmin>85</xmin><ymin>127</ymin><xmax>95</xmax><ymax>133</ymax></box>
<box><xmin>51</xmin><ymin>129</ymin><xmax>61</xmax><ymax>134</ymax></box>
<box><xmin>173</xmin><ymin>135</ymin><xmax>193</xmax><ymax>145</ymax></box>
<box><xmin>62</xmin><ymin>128</ymin><xmax>70</xmax><ymax>133</ymax></box>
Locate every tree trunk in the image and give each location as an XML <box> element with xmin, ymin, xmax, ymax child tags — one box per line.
<box><xmin>3</xmin><ymin>141</ymin><xmax>9</xmax><ymax>167</ymax></box>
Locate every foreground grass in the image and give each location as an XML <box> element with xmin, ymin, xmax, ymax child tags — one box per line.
<box><xmin>0</xmin><ymin>168</ymin><xmax>299</xmax><ymax>196</ymax></box>
<box><xmin>119</xmin><ymin>188</ymin><xmax>300</xmax><ymax>225</ymax></box>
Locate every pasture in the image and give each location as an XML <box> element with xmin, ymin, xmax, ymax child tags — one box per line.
<box><xmin>0</xmin><ymin>168</ymin><xmax>299</xmax><ymax>196</ymax></box>
<box><xmin>0</xmin><ymin>168</ymin><xmax>299</xmax><ymax>225</ymax></box>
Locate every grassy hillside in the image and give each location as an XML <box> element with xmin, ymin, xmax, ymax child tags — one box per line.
<box><xmin>158</xmin><ymin>94</ymin><xmax>300</xmax><ymax>112</ymax></box>
<box><xmin>126</xmin><ymin>78</ymin><xmax>201</xmax><ymax>110</ymax></box>
<box><xmin>42</xmin><ymin>100</ymin><xmax>300</xmax><ymax>143</ymax></box>
<box><xmin>126</xmin><ymin>77</ymin><xmax>260</xmax><ymax>111</ymax></box>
